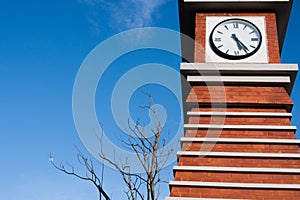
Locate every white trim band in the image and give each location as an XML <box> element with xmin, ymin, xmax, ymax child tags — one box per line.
<box><xmin>169</xmin><ymin>181</ymin><xmax>300</xmax><ymax>189</ymax></box>
<box><xmin>180</xmin><ymin>137</ymin><xmax>300</xmax><ymax>144</ymax></box>
<box><xmin>180</xmin><ymin>63</ymin><xmax>298</xmax><ymax>72</ymax></box>
<box><xmin>187</xmin><ymin>76</ymin><xmax>290</xmax><ymax>83</ymax></box>
<box><xmin>173</xmin><ymin>166</ymin><xmax>300</xmax><ymax>173</ymax></box>
<box><xmin>166</xmin><ymin>197</ymin><xmax>241</xmax><ymax>200</ymax></box>
<box><xmin>184</xmin><ymin>0</ymin><xmax>289</xmax><ymax>2</ymax></box>
<box><xmin>177</xmin><ymin>151</ymin><xmax>300</xmax><ymax>158</ymax></box>
<box><xmin>187</xmin><ymin>111</ymin><xmax>292</xmax><ymax>117</ymax></box>
<box><xmin>184</xmin><ymin>124</ymin><xmax>297</xmax><ymax>130</ymax></box>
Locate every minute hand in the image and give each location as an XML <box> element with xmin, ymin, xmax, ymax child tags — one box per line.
<box><xmin>237</xmin><ymin>40</ymin><xmax>249</xmax><ymax>53</ymax></box>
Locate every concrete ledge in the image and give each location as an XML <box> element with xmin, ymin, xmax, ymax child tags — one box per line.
<box><xmin>184</xmin><ymin>0</ymin><xmax>289</xmax><ymax>2</ymax></box>
<box><xmin>187</xmin><ymin>76</ymin><xmax>290</xmax><ymax>83</ymax></box>
<box><xmin>180</xmin><ymin>63</ymin><xmax>298</xmax><ymax>72</ymax></box>
<box><xmin>173</xmin><ymin>166</ymin><xmax>300</xmax><ymax>173</ymax></box>
<box><xmin>184</xmin><ymin>124</ymin><xmax>297</xmax><ymax>130</ymax></box>
<box><xmin>180</xmin><ymin>63</ymin><xmax>298</xmax><ymax>94</ymax></box>
<box><xmin>166</xmin><ymin>197</ymin><xmax>241</xmax><ymax>200</ymax></box>
<box><xmin>187</xmin><ymin>111</ymin><xmax>292</xmax><ymax>117</ymax></box>
<box><xmin>180</xmin><ymin>137</ymin><xmax>300</xmax><ymax>144</ymax></box>
<box><xmin>169</xmin><ymin>181</ymin><xmax>300</xmax><ymax>189</ymax></box>
<box><xmin>177</xmin><ymin>151</ymin><xmax>300</xmax><ymax>158</ymax></box>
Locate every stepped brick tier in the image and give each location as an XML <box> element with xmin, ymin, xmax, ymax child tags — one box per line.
<box><xmin>168</xmin><ymin>64</ymin><xmax>299</xmax><ymax>199</ymax></box>
<box><xmin>167</xmin><ymin>0</ymin><xmax>299</xmax><ymax>199</ymax></box>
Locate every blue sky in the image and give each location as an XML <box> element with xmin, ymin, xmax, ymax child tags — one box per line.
<box><xmin>0</xmin><ymin>0</ymin><xmax>299</xmax><ymax>200</ymax></box>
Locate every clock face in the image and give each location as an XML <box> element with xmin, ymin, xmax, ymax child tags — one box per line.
<box><xmin>209</xmin><ymin>18</ymin><xmax>262</xmax><ymax>60</ymax></box>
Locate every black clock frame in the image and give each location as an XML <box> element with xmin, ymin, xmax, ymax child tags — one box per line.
<box><xmin>209</xmin><ymin>18</ymin><xmax>263</xmax><ymax>60</ymax></box>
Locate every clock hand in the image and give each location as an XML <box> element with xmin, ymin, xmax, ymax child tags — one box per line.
<box><xmin>237</xmin><ymin>40</ymin><xmax>249</xmax><ymax>53</ymax></box>
<box><xmin>231</xmin><ymin>34</ymin><xmax>249</xmax><ymax>53</ymax></box>
<box><xmin>231</xmin><ymin>34</ymin><xmax>243</xmax><ymax>50</ymax></box>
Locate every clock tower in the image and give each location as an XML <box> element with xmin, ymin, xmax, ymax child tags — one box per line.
<box><xmin>167</xmin><ymin>0</ymin><xmax>300</xmax><ymax>199</ymax></box>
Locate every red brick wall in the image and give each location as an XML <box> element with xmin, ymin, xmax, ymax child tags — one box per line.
<box><xmin>177</xmin><ymin>156</ymin><xmax>300</xmax><ymax>168</ymax></box>
<box><xmin>188</xmin><ymin>116</ymin><xmax>291</xmax><ymax>125</ymax></box>
<box><xmin>171</xmin><ymin>187</ymin><xmax>300</xmax><ymax>199</ymax></box>
<box><xmin>181</xmin><ymin>142</ymin><xmax>299</xmax><ymax>153</ymax></box>
<box><xmin>174</xmin><ymin>171</ymin><xmax>300</xmax><ymax>184</ymax></box>
<box><xmin>195</xmin><ymin>13</ymin><xmax>280</xmax><ymax>63</ymax></box>
<box><xmin>170</xmin><ymin>83</ymin><xmax>298</xmax><ymax>198</ymax></box>
<box><xmin>185</xmin><ymin>130</ymin><xmax>296</xmax><ymax>139</ymax></box>
<box><xmin>191</xmin><ymin>108</ymin><xmax>288</xmax><ymax>112</ymax></box>
<box><xmin>186</xmin><ymin>86</ymin><xmax>292</xmax><ymax>105</ymax></box>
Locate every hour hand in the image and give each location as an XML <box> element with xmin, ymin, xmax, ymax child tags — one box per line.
<box><xmin>231</xmin><ymin>34</ymin><xmax>249</xmax><ymax>53</ymax></box>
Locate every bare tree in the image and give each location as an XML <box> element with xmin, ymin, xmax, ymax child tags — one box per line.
<box><xmin>50</xmin><ymin>93</ymin><xmax>172</xmax><ymax>200</ymax></box>
<box><xmin>99</xmin><ymin>93</ymin><xmax>172</xmax><ymax>200</ymax></box>
<box><xmin>49</xmin><ymin>148</ymin><xmax>111</xmax><ymax>200</ymax></box>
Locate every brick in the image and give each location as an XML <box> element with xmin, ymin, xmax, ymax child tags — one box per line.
<box><xmin>184</xmin><ymin>130</ymin><xmax>296</xmax><ymax>139</ymax></box>
<box><xmin>173</xmin><ymin>171</ymin><xmax>300</xmax><ymax>184</ymax></box>
<box><xmin>187</xmin><ymin>116</ymin><xmax>291</xmax><ymax>125</ymax></box>
<box><xmin>178</xmin><ymin>156</ymin><xmax>300</xmax><ymax>168</ymax></box>
<box><xmin>191</xmin><ymin>107</ymin><xmax>288</xmax><ymax>112</ymax></box>
<box><xmin>170</xmin><ymin>187</ymin><xmax>300</xmax><ymax>199</ymax></box>
<box><xmin>181</xmin><ymin>142</ymin><xmax>300</xmax><ymax>153</ymax></box>
<box><xmin>186</xmin><ymin>86</ymin><xmax>293</xmax><ymax>105</ymax></box>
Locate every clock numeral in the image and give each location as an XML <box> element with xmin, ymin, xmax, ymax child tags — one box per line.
<box><xmin>214</xmin><ymin>38</ymin><xmax>221</xmax><ymax>42</ymax></box>
<box><xmin>234</xmin><ymin>51</ymin><xmax>239</xmax><ymax>56</ymax></box>
<box><xmin>233</xmin><ymin>23</ymin><xmax>239</xmax><ymax>29</ymax></box>
<box><xmin>251</xmin><ymin>38</ymin><xmax>258</xmax><ymax>41</ymax></box>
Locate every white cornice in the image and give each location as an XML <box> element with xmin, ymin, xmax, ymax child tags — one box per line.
<box><xmin>173</xmin><ymin>165</ymin><xmax>300</xmax><ymax>173</ymax></box>
<box><xmin>166</xmin><ymin>197</ymin><xmax>241</xmax><ymax>200</ymax></box>
<box><xmin>184</xmin><ymin>0</ymin><xmax>289</xmax><ymax>2</ymax></box>
<box><xmin>187</xmin><ymin>76</ymin><xmax>290</xmax><ymax>83</ymax></box>
<box><xmin>187</xmin><ymin>111</ymin><xmax>292</xmax><ymax>117</ymax></box>
<box><xmin>184</xmin><ymin>124</ymin><xmax>297</xmax><ymax>130</ymax></box>
<box><xmin>169</xmin><ymin>181</ymin><xmax>300</xmax><ymax>189</ymax></box>
<box><xmin>180</xmin><ymin>137</ymin><xmax>300</xmax><ymax>144</ymax></box>
<box><xmin>177</xmin><ymin>151</ymin><xmax>300</xmax><ymax>158</ymax></box>
<box><xmin>180</xmin><ymin>63</ymin><xmax>298</xmax><ymax>71</ymax></box>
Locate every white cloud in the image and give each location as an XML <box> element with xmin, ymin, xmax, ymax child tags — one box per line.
<box><xmin>79</xmin><ymin>0</ymin><xmax>168</xmax><ymax>32</ymax></box>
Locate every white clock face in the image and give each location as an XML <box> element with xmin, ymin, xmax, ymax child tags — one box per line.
<box><xmin>209</xmin><ymin>18</ymin><xmax>262</xmax><ymax>60</ymax></box>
